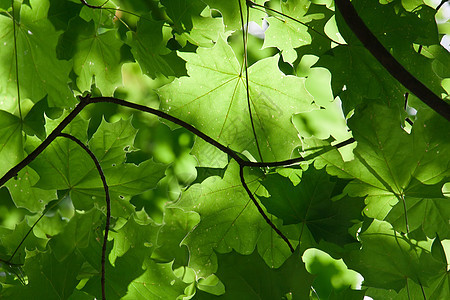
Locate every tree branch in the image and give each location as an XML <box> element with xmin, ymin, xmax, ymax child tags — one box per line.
<box><xmin>239</xmin><ymin>165</ymin><xmax>295</xmax><ymax>253</ymax></box>
<box><xmin>0</xmin><ymin>98</ymin><xmax>90</xmax><ymax>187</ymax></box>
<box><xmin>58</xmin><ymin>133</ymin><xmax>110</xmax><ymax>300</ymax></box>
<box><xmin>335</xmin><ymin>0</ymin><xmax>450</xmax><ymax>121</ymax></box>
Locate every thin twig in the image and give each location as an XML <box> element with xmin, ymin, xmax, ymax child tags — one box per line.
<box><xmin>58</xmin><ymin>133</ymin><xmax>110</xmax><ymax>300</ymax></box>
<box><xmin>240</xmin><ymin>137</ymin><xmax>355</xmax><ymax>167</ymax></box>
<box><xmin>436</xmin><ymin>0</ymin><xmax>449</xmax><ymax>11</ymax></box>
<box><xmin>88</xmin><ymin>96</ymin><xmax>245</xmax><ymax>164</ymax></box>
<box><xmin>80</xmin><ymin>0</ymin><xmax>109</xmax><ymax>9</ymax></box>
<box><xmin>239</xmin><ymin>165</ymin><xmax>295</xmax><ymax>252</ymax></box>
<box><xmin>0</xmin><ymin>96</ymin><xmax>355</xmax><ymax>188</ymax></box>
<box><xmin>0</xmin><ymin>97</ymin><xmax>90</xmax><ymax>187</ymax></box>
<box><xmin>80</xmin><ymin>0</ymin><xmax>157</xmax><ymax>23</ymax></box>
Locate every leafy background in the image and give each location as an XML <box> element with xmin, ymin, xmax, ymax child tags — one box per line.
<box><xmin>0</xmin><ymin>0</ymin><xmax>449</xmax><ymax>299</ymax></box>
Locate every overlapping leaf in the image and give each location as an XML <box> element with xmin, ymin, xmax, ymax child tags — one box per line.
<box><xmin>263</xmin><ymin>0</ymin><xmax>312</xmax><ymax>63</ymax></box>
<box><xmin>58</xmin><ymin>16</ymin><xmax>124</xmax><ymax>95</ymax></box>
<box><xmin>28</xmin><ymin>115</ymin><xmax>167</xmax><ymax>217</ymax></box>
<box><xmin>344</xmin><ymin>219</ymin><xmax>445</xmax><ymax>292</ymax></box>
<box><xmin>202</xmin><ymin>0</ymin><xmax>266</xmax><ymax>31</ymax></box>
<box><xmin>258</xmin><ymin>167</ymin><xmax>364</xmax><ymax>248</ymax></box>
<box><xmin>171</xmin><ymin>161</ymin><xmax>270</xmax><ymax>277</ymax></box>
<box><xmin>160</xmin><ymin>0</ymin><xmax>206</xmax><ymax>33</ymax></box>
<box><xmin>196</xmin><ymin>250</ymin><xmax>314</xmax><ymax>299</ymax></box>
<box><xmin>126</xmin><ymin>15</ymin><xmax>186</xmax><ymax>79</ymax></box>
<box><xmin>0</xmin><ymin>111</ymin><xmax>23</xmax><ymax>177</ymax></box>
<box><xmin>312</xmin><ymin>103</ymin><xmax>450</xmax><ymax>238</ymax></box>
<box><xmin>0</xmin><ymin>0</ymin><xmax>75</xmax><ymax>110</ymax></box>
<box><xmin>159</xmin><ymin>37</ymin><xmax>314</xmax><ymax>166</ymax></box>
<box><xmin>0</xmin><ymin>250</ymin><xmax>84</xmax><ymax>299</ymax></box>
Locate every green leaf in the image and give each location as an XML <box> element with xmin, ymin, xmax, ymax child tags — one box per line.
<box><xmin>293</xmin><ymin>62</ymin><xmax>351</xmax><ymax>142</ymax></box>
<box><xmin>263</xmin><ymin>0</ymin><xmax>312</xmax><ymax>63</ymax></box>
<box><xmin>344</xmin><ymin>219</ymin><xmax>445</xmax><ymax>292</ymax></box>
<box><xmin>160</xmin><ymin>0</ymin><xmax>206</xmax><ymax>33</ymax></box>
<box><xmin>152</xmin><ymin>207</ymin><xmax>200</xmax><ymax>266</ymax></box>
<box><xmin>175</xmin><ymin>11</ymin><xmax>227</xmax><ymax>48</ymax></box>
<box><xmin>109</xmin><ymin>215</ymin><xmax>159</xmax><ymax>264</ymax></box>
<box><xmin>126</xmin><ymin>15</ymin><xmax>186</xmax><ymax>79</ymax></box>
<box><xmin>122</xmin><ymin>260</ymin><xmax>190</xmax><ymax>300</ymax></box>
<box><xmin>0</xmin><ymin>110</ymin><xmax>23</xmax><ymax>177</ymax></box>
<box><xmin>49</xmin><ymin>209</ymin><xmax>103</xmax><ymax>261</ymax></box>
<box><xmin>82</xmin><ymin>248</ymin><xmax>145</xmax><ymax>300</ymax></box>
<box><xmin>6</xmin><ymin>166</ymin><xmax>57</xmax><ymax>212</ymax></box>
<box><xmin>316</xmin><ymin>45</ymin><xmax>406</xmax><ymax>115</ymax></box>
<box><xmin>58</xmin><ymin>16</ymin><xmax>124</xmax><ymax>95</ymax></box>
<box><xmin>172</xmin><ymin>161</ymin><xmax>268</xmax><ymax>277</ymax></box>
<box><xmin>313</xmin><ymin>103</ymin><xmax>450</xmax><ymax>238</ymax></box>
<box><xmin>205</xmin><ymin>249</ymin><xmax>314</xmax><ymax>299</ymax></box>
<box><xmin>258</xmin><ymin>167</ymin><xmax>364</xmax><ymax>247</ymax></box>
<box><xmin>329</xmin><ymin>287</ymin><xmax>366</xmax><ymax>300</ymax></box>
<box><xmin>29</xmin><ymin>115</ymin><xmax>167</xmax><ymax>217</ymax></box>
<box><xmin>1</xmin><ymin>250</ymin><xmax>84</xmax><ymax>299</ymax></box>
<box><xmin>0</xmin><ymin>0</ymin><xmax>75</xmax><ymax>110</ymax></box>
<box><xmin>386</xmin><ymin>178</ymin><xmax>450</xmax><ymax>239</ymax></box>
<box><xmin>0</xmin><ymin>220</ymin><xmax>47</xmax><ymax>264</ymax></box>
<box><xmin>327</xmin><ymin>0</ymin><xmax>445</xmax><ymax>114</ymax></box>
<box><xmin>159</xmin><ymin>38</ymin><xmax>314</xmax><ymax>166</ymax></box>
<box><xmin>90</xmin><ymin>118</ymin><xmax>137</xmax><ymax>166</ymax></box>
<box><xmin>202</xmin><ymin>0</ymin><xmax>266</xmax><ymax>31</ymax></box>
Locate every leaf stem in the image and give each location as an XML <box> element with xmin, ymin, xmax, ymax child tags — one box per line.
<box><xmin>58</xmin><ymin>133</ymin><xmax>110</xmax><ymax>300</ymax></box>
<box><xmin>238</xmin><ymin>0</ymin><xmax>264</xmax><ymax>162</ymax></box>
<box><xmin>406</xmin><ymin>278</ymin><xmax>411</xmax><ymax>300</ymax></box>
<box><xmin>79</xmin><ymin>0</ymin><xmax>110</xmax><ymax>9</ymax></box>
<box><xmin>7</xmin><ymin>191</ymin><xmax>68</xmax><ymax>264</ymax></box>
<box><xmin>400</xmin><ymin>194</ymin><xmax>410</xmax><ymax>234</ymax></box>
<box><xmin>11</xmin><ymin>0</ymin><xmax>22</xmax><ymax>121</ymax></box>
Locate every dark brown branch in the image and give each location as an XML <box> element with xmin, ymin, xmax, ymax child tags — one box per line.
<box><xmin>88</xmin><ymin>96</ymin><xmax>246</xmax><ymax>164</ymax></box>
<box><xmin>0</xmin><ymin>98</ymin><xmax>90</xmax><ymax>187</ymax></box>
<box><xmin>335</xmin><ymin>0</ymin><xmax>450</xmax><ymax>121</ymax></box>
<box><xmin>241</xmin><ymin>137</ymin><xmax>355</xmax><ymax>167</ymax></box>
<box><xmin>58</xmin><ymin>133</ymin><xmax>110</xmax><ymax>300</ymax></box>
<box><xmin>436</xmin><ymin>0</ymin><xmax>448</xmax><ymax>11</ymax></box>
<box><xmin>0</xmin><ymin>96</ymin><xmax>355</xmax><ymax>189</ymax></box>
<box><xmin>80</xmin><ymin>0</ymin><xmax>109</xmax><ymax>9</ymax></box>
<box><xmin>239</xmin><ymin>165</ymin><xmax>295</xmax><ymax>253</ymax></box>
<box><xmin>0</xmin><ymin>94</ymin><xmax>356</xmax><ymax>289</ymax></box>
